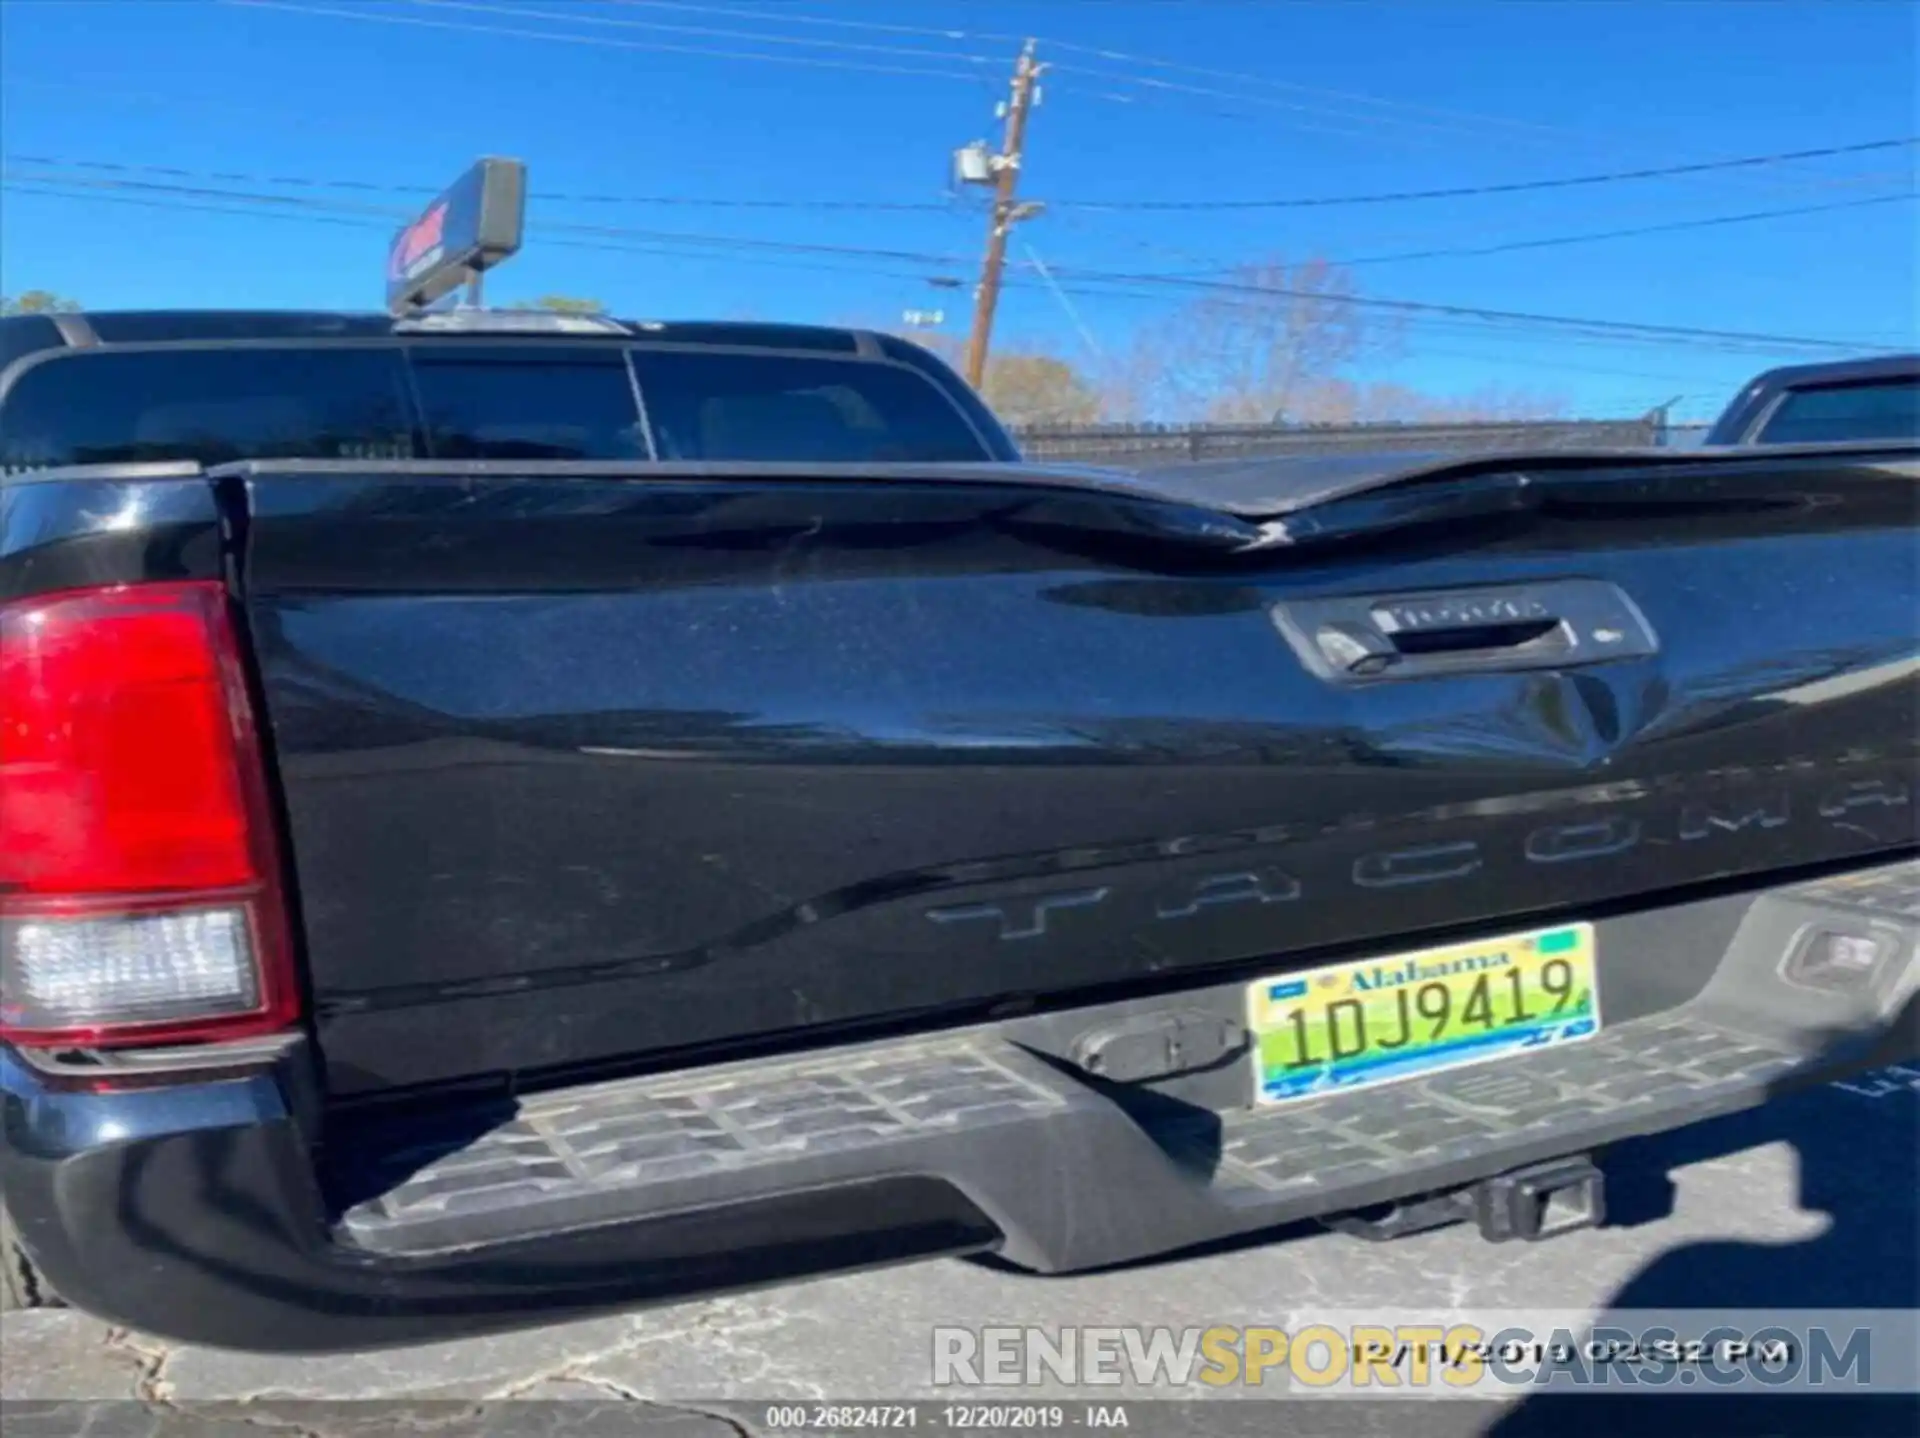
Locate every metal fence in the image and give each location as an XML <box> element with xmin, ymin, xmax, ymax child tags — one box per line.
<box><xmin>1011</xmin><ymin>417</ymin><xmax>1666</xmax><ymax>465</ymax></box>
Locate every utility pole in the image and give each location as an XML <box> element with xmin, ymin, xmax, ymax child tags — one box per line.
<box><xmin>960</xmin><ymin>40</ymin><xmax>1043</xmax><ymax>389</ymax></box>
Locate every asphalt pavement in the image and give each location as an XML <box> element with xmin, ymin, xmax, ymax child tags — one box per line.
<box><xmin>3</xmin><ymin>1064</ymin><xmax>1915</xmax><ymax>1437</ymax></box>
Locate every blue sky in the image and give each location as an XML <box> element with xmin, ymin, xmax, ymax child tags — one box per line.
<box><xmin>2</xmin><ymin>0</ymin><xmax>1914</xmax><ymax>419</ymax></box>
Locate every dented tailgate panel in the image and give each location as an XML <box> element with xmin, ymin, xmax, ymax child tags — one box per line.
<box><xmin>234</xmin><ymin>458</ymin><xmax>1920</xmax><ymax>1095</ymax></box>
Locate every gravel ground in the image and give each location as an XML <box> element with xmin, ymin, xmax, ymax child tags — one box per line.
<box><xmin>2</xmin><ymin>1065</ymin><xmax>1914</xmax><ymax>1437</ymax></box>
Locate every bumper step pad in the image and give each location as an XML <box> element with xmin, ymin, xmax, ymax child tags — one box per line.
<box><xmin>335</xmin><ymin>859</ymin><xmax>1916</xmax><ymax>1268</ymax></box>
<box><xmin>338</xmin><ymin>1042</ymin><xmax>1071</xmax><ymax>1253</ymax></box>
<box><xmin>1212</xmin><ymin>1016</ymin><xmax>1802</xmax><ymax>1199</ymax></box>
<box><xmin>340</xmin><ymin>1010</ymin><xmax>1812</xmax><ymax>1263</ymax></box>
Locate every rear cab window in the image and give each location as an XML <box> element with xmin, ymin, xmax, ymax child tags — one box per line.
<box><xmin>0</xmin><ymin>347</ymin><xmax>418</xmax><ymax>473</ymax></box>
<box><xmin>1755</xmin><ymin>377</ymin><xmax>1920</xmax><ymax>445</ymax></box>
<box><xmin>1</xmin><ymin>338</ymin><xmax>998</xmax><ymax>473</ymax></box>
<box><xmin>629</xmin><ymin>349</ymin><xmax>992</xmax><ymax>462</ymax></box>
<box><xmin>408</xmin><ymin>344</ymin><xmax>647</xmax><ymax>461</ymax></box>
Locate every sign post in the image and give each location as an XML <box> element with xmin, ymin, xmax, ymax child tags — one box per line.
<box><xmin>386</xmin><ymin>158</ymin><xmax>527</xmax><ymax>317</ymax></box>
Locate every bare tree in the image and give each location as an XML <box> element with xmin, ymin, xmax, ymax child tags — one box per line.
<box><xmin>1349</xmin><ymin>383</ymin><xmax>1569</xmax><ymax>424</ymax></box>
<box><xmin>838</xmin><ymin>280</ymin><xmax>1567</xmax><ymax>431</ymax></box>
<box><xmin>1112</xmin><ymin>258</ymin><xmax>1399</xmax><ymax>423</ymax></box>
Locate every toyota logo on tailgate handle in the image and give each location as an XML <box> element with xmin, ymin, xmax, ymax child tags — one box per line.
<box><xmin>1270</xmin><ymin>580</ymin><xmax>1659</xmax><ymax>683</ymax></box>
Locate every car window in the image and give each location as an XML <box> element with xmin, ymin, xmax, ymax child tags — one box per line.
<box><xmin>0</xmin><ymin>315</ymin><xmax>66</xmax><ymax>375</ymax></box>
<box><xmin>630</xmin><ymin>349</ymin><xmax>990</xmax><ymax>462</ymax></box>
<box><xmin>0</xmin><ymin>347</ymin><xmax>418</xmax><ymax>474</ymax></box>
<box><xmin>1755</xmin><ymin>378</ymin><xmax>1920</xmax><ymax>445</ymax></box>
<box><xmin>408</xmin><ymin>346</ymin><xmax>648</xmax><ymax>461</ymax></box>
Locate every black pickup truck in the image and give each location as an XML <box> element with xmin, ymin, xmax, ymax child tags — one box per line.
<box><xmin>1704</xmin><ymin>351</ymin><xmax>1919</xmax><ymax>446</ymax></box>
<box><xmin>2</xmin><ymin>311</ymin><xmax>1916</xmax><ymax>1352</ymax></box>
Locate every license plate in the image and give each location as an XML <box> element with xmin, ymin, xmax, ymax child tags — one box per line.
<box><xmin>1248</xmin><ymin>922</ymin><xmax>1600</xmax><ymax>1105</ymax></box>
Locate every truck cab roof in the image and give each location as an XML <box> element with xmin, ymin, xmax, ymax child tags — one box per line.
<box><xmin>3</xmin><ymin>308</ymin><xmax>891</xmax><ymax>358</ymax></box>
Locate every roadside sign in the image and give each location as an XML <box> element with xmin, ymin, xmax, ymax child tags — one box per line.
<box><xmin>386</xmin><ymin>157</ymin><xmax>527</xmax><ymax>316</ymax></box>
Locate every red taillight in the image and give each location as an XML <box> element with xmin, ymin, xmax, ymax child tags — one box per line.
<box><xmin>0</xmin><ymin>582</ymin><xmax>299</xmax><ymax>1048</ymax></box>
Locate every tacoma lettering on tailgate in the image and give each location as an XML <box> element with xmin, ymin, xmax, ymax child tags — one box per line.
<box><xmin>921</xmin><ymin>778</ymin><xmax>1913</xmax><ymax>940</ymax></box>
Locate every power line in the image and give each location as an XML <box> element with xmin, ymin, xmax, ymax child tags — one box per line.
<box><xmin>1043</xmin><ymin>62</ymin><xmax>1507</xmax><ymax>143</ymax></box>
<box><xmin>606</xmin><ymin>0</ymin><xmax>1023</xmax><ymax>45</ymax></box>
<box><xmin>1058</xmin><ymin>76</ymin><xmax>1376</xmax><ymax>138</ymax></box>
<box><xmin>0</xmin><ymin>179</ymin><xmax>961</xmax><ymax>286</ymax></box>
<box><xmin>410</xmin><ymin>0</ymin><xmax>1004</xmax><ymax>66</ymax></box>
<box><xmin>1032</xmin><ymin>261</ymin><xmax>1878</xmax><ymax>353</ymax></box>
<box><xmin>15</xmin><ymin>141</ymin><xmax>1910</xmax><ymax>223</ymax></box>
<box><xmin>605</xmin><ymin>1</ymin><xmax>1564</xmax><ymax>141</ymax></box>
<box><xmin>1368</xmin><ymin>340</ymin><xmax>1781</xmax><ymax>388</ymax></box>
<box><xmin>48</xmin><ymin>159</ymin><xmax>1902</xmax><ymax>326</ymax></box>
<box><xmin>2</xmin><ymin>169</ymin><xmax>404</xmax><ymax>218</ymax></box>
<box><xmin>555</xmin><ymin>217</ymin><xmax>964</xmax><ymax>267</ymax></box>
<box><xmin>2</xmin><ymin>153</ymin><xmax>959</xmax><ymax>212</ymax></box>
<box><xmin>1027</xmin><ymin>271</ymin><xmax>1863</xmax><ymax>359</ymax></box>
<box><xmin>1123</xmin><ymin>191</ymin><xmax>1919</xmax><ymax>274</ymax></box>
<box><xmin>1025</xmin><ymin>37</ymin><xmax>1910</xmax><ymax>202</ymax></box>
<box><xmin>1039</xmin><ymin>186</ymin><xmax>1917</xmax><ymax>289</ymax></box>
<box><xmin>213</xmin><ymin>0</ymin><xmax>1583</xmax><ymax>151</ymax></box>
<box><xmin>3</xmin><ymin>168</ymin><xmax>1880</xmax><ymax>355</ymax></box>
<box><xmin>597</xmin><ymin>0</ymin><xmax>1920</xmax><ymax>205</ymax></box>
<box><xmin>0</xmin><ymin>179</ymin><xmax>1799</xmax><ymax>385</ymax></box>
<box><xmin>207</xmin><ymin>0</ymin><xmax>1912</xmax><ymax>207</ymax></box>
<box><xmin>1334</xmin><ymin>192</ymin><xmax>1917</xmax><ymax>266</ymax></box>
<box><xmin>8</xmin><ymin>177</ymin><xmax>1889</xmax><ymax>365</ymax></box>
<box><xmin>1050</xmin><ymin>136</ymin><xmax>1920</xmax><ymax>211</ymax></box>
<box><xmin>0</xmin><ymin>180</ymin><xmax>402</xmax><ymax>232</ymax></box>
<box><xmin>0</xmin><ymin>168</ymin><xmax>970</xmax><ymax>266</ymax></box>
<box><xmin>1025</xmin><ymin>39</ymin><xmax>1579</xmax><ymax>140</ymax></box>
<box><xmin>1036</xmin><ymin>45</ymin><xmax>1905</xmax><ymax>209</ymax></box>
<box><xmin>1025</xmin><ymin>273</ymin><xmax>1873</xmax><ymax>362</ymax></box>
<box><xmin>219</xmin><ymin>0</ymin><xmax>996</xmax><ymax>83</ymax></box>
<box><xmin>480</xmin><ymin>0</ymin><xmax>1494</xmax><ymax>146</ymax></box>
<box><xmin>131</xmin><ymin>9</ymin><xmax>1920</xmax><ymax>207</ymax></box>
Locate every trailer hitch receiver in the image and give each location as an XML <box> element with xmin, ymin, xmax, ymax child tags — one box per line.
<box><xmin>1475</xmin><ymin>1156</ymin><xmax>1606</xmax><ymax>1242</ymax></box>
<box><xmin>1323</xmin><ymin>1155</ymin><xmax>1606</xmax><ymax>1244</ymax></box>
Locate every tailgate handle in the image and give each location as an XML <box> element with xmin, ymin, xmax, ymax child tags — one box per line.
<box><xmin>1381</xmin><ymin>615</ymin><xmax>1562</xmax><ymax>657</ymax></box>
<box><xmin>1272</xmin><ymin>580</ymin><xmax>1658</xmax><ymax>683</ymax></box>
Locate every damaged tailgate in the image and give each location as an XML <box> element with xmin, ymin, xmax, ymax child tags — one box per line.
<box><xmin>226</xmin><ymin>445</ymin><xmax>1920</xmax><ymax>1097</ymax></box>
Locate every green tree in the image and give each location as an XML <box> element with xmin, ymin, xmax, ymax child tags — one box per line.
<box><xmin>527</xmin><ymin>295</ymin><xmax>608</xmax><ymax>315</ymax></box>
<box><xmin>976</xmin><ymin>351</ymin><xmax>1105</xmax><ymax>427</ymax></box>
<box><xmin>1</xmin><ymin>290</ymin><xmax>82</xmax><ymax>316</ymax></box>
<box><xmin>889</xmin><ymin>329</ymin><xmax>1105</xmax><ymax>426</ymax></box>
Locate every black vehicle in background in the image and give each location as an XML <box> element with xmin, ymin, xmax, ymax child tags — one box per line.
<box><xmin>1705</xmin><ymin>352</ymin><xmax>1920</xmax><ymax>446</ymax></box>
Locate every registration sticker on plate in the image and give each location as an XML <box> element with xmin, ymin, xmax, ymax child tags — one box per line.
<box><xmin>1249</xmin><ymin>922</ymin><xmax>1599</xmax><ymax>1105</ymax></box>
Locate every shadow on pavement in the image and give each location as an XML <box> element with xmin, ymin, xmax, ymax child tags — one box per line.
<box><xmin>1486</xmin><ymin>1067</ymin><xmax>1919</xmax><ymax>1437</ymax></box>
<box><xmin>975</xmin><ymin>1064</ymin><xmax>1919</xmax><ymax>1287</ymax></box>
<box><xmin>1596</xmin><ymin>1077</ymin><xmax>1918</xmax><ymax>1307</ymax></box>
